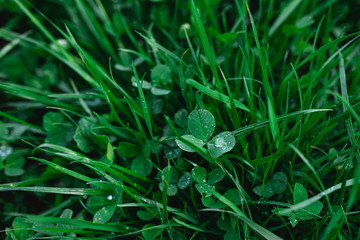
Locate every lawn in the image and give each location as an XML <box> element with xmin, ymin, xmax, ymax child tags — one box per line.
<box><xmin>0</xmin><ymin>0</ymin><xmax>360</xmax><ymax>239</ymax></box>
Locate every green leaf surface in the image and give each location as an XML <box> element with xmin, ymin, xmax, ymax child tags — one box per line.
<box><xmin>73</xmin><ymin>127</ymin><xmax>92</xmax><ymax>152</ymax></box>
<box><xmin>174</xmin><ymin>109</ymin><xmax>188</xmax><ymax>128</ymax></box>
<box><xmin>224</xmin><ymin>188</ymin><xmax>244</xmax><ymax>205</ymax></box>
<box><xmin>195</xmin><ymin>183</ymin><xmax>215</xmax><ymax>197</ymax></box>
<box><xmin>177</xmin><ymin>172</ymin><xmax>191</xmax><ymax>189</ymax></box>
<box><xmin>225</xmin><ymin>229</ymin><xmax>241</xmax><ymax>240</ymax></box>
<box><xmin>253</xmin><ymin>184</ymin><xmax>274</xmax><ymax>198</ymax></box>
<box><xmin>93</xmin><ymin>204</ymin><xmax>117</xmax><ymax>224</ymax></box>
<box><xmin>33</xmin><ymin>222</ymin><xmax>60</xmax><ymax>236</ymax></box>
<box><xmin>296</xmin><ymin>201</ymin><xmax>323</xmax><ymax>220</ymax></box>
<box><xmin>208</xmin><ymin>131</ymin><xmax>236</xmax><ymax>158</ymax></box>
<box><xmin>294</xmin><ymin>183</ymin><xmax>308</xmax><ymax>204</ymax></box>
<box><xmin>191</xmin><ymin>166</ymin><xmax>207</xmax><ymax>183</ymax></box>
<box><xmin>12</xmin><ymin>217</ymin><xmax>33</xmax><ymax>240</ymax></box>
<box><xmin>216</xmin><ymin>217</ymin><xmax>232</xmax><ymax>231</ymax></box>
<box><xmin>5</xmin><ymin>152</ymin><xmax>25</xmax><ymax>168</ymax></box>
<box><xmin>43</xmin><ymin>112</ymin><xmax>74</xmax><ymax>146</ymax></box>
<box><xmin>4</xmin><ymin>167</ymin><xmax>25</xmax><ymax>177</ymax></box>
<box><xmin>151</xmin><ymin>87</ymin><xmax>171</xmax><ymax>95</ymax></box>
<box><xmin>161</xmin><ymin>166</ymin><xmax>179</xmax><ymax>184</ymax></box>
<box><xmin>137</xmin><ymin>210</ymin><xmax>156</xmax><ymax>221</ymax></box>
<box><xmin>207</xmin><ymin>168</ymin><xmax>225</xmax><ymax>185</ymax></box>
<box><xmin>151</xmin><ymin>64</ymin><xmax>171</xmax><ymax>85</ymax></box>
<box><xmin>175</xmin><ymin>135</ymin><xmax>205</xmax><ymax>152</ymax></box>
<box><xmin>0</xmin><ymin>121</ymin><xmax>6</xmax><ymax>139</ymax></box>
<box><xmin>142</xmin><ymin>224</ymin><xmax>163</xmax><ymax>240</ymax></box>
<box><xmin>202</xmin><ymin>195</ymin><xmax>224</xmax><ymax>208</ymax></box>
<box><xmin>86</xmin><ymin>196</ymin><xmax>115</xmax><ymax>212</ymax></box>
<box><xmin>131</xmin><ymin>156</ymin><xmax>152</xmax><ymax>177</ymax></box>
<box><xmin>117</xmin><ymin>141</ymin><xmax>141</xmax><ymax>158</ymax></box>
<box><xmin>188</xmin><ymin>109</ymin><xmax>215</xmax><ymax>141</ymax></box>
<box><xmin>268</xmin><ymin>172</ymin><xmax>288</xmax><ymax>194</ymax></box>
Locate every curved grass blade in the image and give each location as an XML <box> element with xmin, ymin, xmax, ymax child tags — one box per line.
<box><xmin>0</xmin><ymin>187</ymin><xmax>106</xmax><ymax>195</ymax></box>
<box><xmin>186</xmin><ymin>79</ymin><xmax>250</xmax><ymax>112</ymax></box>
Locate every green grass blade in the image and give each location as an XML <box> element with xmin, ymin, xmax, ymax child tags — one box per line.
<box><xmin>197</xmin><ymin>182</ymin><xmax>283</xmax><ymax>240</ymax></box>
<box><xmin>278</xmin><ymin>178</ymin><xmax>359</xmax><ymax>215</ymax></box>
<box><xmin>269</xmin><ymin>0</ymin><xmax>302</xmax><ymax>37</ymax></box>
<box><xmin>246</xmin><ymin>4</ymin><xmax>280</xmax><ymax>148</ymax></box>
<box><xmin>0</xmin><ymin>187</ymin><xmax>105</xmax><ymax>195</ymax></box>
<box><xmin>189</xmin><ymin>0</ymin><xmax>221</xmax><ymax>90</ymax></box>
<box><xmin>186</xmin><ymin>79</ymin><xmax>250</xmax><ymax>112</ymax></box>
<box><xmin>132</xmin><ymin>64</ymin><xmax>154</xmax><ymax>139</ymax></box>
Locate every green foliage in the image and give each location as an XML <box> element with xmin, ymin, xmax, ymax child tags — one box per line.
<box><xmin>0</xmin><ymin>0</ymin><xmax>359</xmax><ymax>239</ymax></box>
<box><xmin>175</xmin><ymin>109</ymin><xmax>236</xmax><ymax>158</ymax></box>
<box><xmin>275</xmin><ymin>183</ymin><xmax>324</xmax><ymax>227</ymax></box>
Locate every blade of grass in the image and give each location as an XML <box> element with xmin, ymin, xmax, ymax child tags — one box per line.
<box><xmin>338</xmin><ymin>54</ymin><xmax>360</xmax><ymax>161</ymax></box>
<box><xmin>269</xmin><ymin>0</ymin><xmax>302</xmax><ymax>37</ymax></box>
<box><xmin>197</xmin><ymin>181</ymin><xmax>283</xmax><ymax>240</ymax></box>
<box><xmin>278</xmin><ymin>178</ymin><xmax>360</xmax><ymax>215</ymax></box>
<box><xmin>132</xmin><ymin>64</ymin><xmax>154</xmax><ymax>139</ymax></box>
<box><xmin>29</xmin><ymin>157</ymin><xmax>97</xmax><ymax>183</ymax></box>
<box><xmin>246</xmin><ymin>4</ymin><xmax>280</xmax><ymax>148</ymax></box>
<box><xmin>186</xmin><ymin>78</ymin><xmax>250</xmax><ymax>112</ymax></box>
<box><xmin>0</xmin><ymin>187</ymin><xmax>106</xmax><ymax>195</ymax></box>
<box><xmin>189</xmin><ymin>0</ymin><xmax>221</xmax><ymax>91</ymax></box>
<box><xmin>289</xmin><ymin>144</ymin><xmax>333</xmax><ymax>214</ymax></box>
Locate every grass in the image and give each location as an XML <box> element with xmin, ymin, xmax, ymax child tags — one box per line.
<box><xmin>0</xmin><ymin>0</ymin><xmax>359</xmax><ymax>239</ymax></box>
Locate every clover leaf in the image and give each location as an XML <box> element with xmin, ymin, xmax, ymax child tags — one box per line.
<box><xmin>275</xmin><ymin>183</ymin><xmax>323</xmax><ymax>227</ymax></box>
<box><xmin>188</xmin><ymin>109</ymin><xmax>215</xmax><ymax>141</ymax></box>
<box><xmin>208</xmin><ymin>131</ymin><xmax>236</xmax><ymax>158</ymax></box>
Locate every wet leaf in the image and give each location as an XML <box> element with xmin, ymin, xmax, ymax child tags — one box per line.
<box><xmin>74</xmin><ymin>127</ymin><xmax>92</xmax><ymax>153</ymax></box>
<box><xmin>0</xmin><ymin>145</ymin><xmax>12</xmax><ymax>160</ymax></box>
<box><xmin>131</xmin><ymin>77</ymin><xmax>152</xmax><ymax>89</ymax></box>
<box><xmin>195</xmin><ymin>183</ymin><xmax>214</xmax><ymax>197</ymax></box>
<box><xmin>296</xmin><ymin>201</ymin><xmax>323</xmax><ymax>220</ymax></box>
<box><xmin>202</xmin><ymin>195</ymin><xmax>224</xmax><ymax>208</ymax></box>
<box><xmin>191</xmin><ymin>166</ymin><xmax>207</xmax><ymax>183</ymax></box>
<box><xmin>188</xmin><ymin>109</ymin><xmax>215</xmax><ymax>141</ymax></box>
<box><xmin>93</xmin><ymin>204</ymin><xmax>117</xmax><ymax>223</ymax></box>
<box><xmin>150</xmin><ymin>98</ymin><xmax>164</xmax><ymax>115</ymax></box>
<box><xmin>294</xmin><ymin>183</ymin><xmax>308</xmax><ymax>204</ymax></box>
<box><xmin>12</xmin><ymin>217</ymin><xmax>33</xmax><ymax>240</ymax></box>
<box><xmin>267</xmin><ymin>171</ymin><xmax>288</xmax><ymax>194</ymax></box>
<box><xmin>161</xmin><ymin>166</ymin><xmax>179</xmax><ymax>184</ymax></box>
<box><xmin>174</xmin><ymin>109</ymin><xmax>188</xmax><ymax>128</ymax></box>
<box><xmin>151</xmin><ymin>87</ymin><xmax>171</xmax><ymax>95</ymax></box>
<box><xmin>175</xmin><ymin>135</ymin><xmax>205</xmax><ymax>152</ymax></box>
<box><xmin>131</xmin><ymin>156</ymin><xmax>152</xmax><ymax>176</ymax></box>
<box><xmin>33</xmin><ymin>222</ymin><xmax>60</xmax><ymax>236</ymax></box>
<box><xmin>151</xmin><ymin>64</ymin><xmax>171</xmax><ymax>85</ymax></box>
<box><xmin>106</xmin><ymin>142</ymin><xmax>114</xmax><ymax>163</ymax></box>
<box><xmin>253</xmin><ymin>184</ymin><xmax>274</xmax><ymax>198</ymax></box>
<box><xmin>137</xmin><ymin>210</ymin><xmax>156</xmax><ymax>221</ymax></box>
<box><xmin>207</xmin><ymin>168</ymin><xmax>225</xmax><ymax>185</ymax></box>
<box><xmin>86</xmin><ymin>196</ymin><xmax>115</xmax><ymax>212</ymax></box>
<box><xmin>177</xmin><ymin>172</ymin><xmax>191</xmax><ymax>189</ymax></box>
<box><xmin>208</xmin><ymin>131</ymin><xmax>236</xmax><ymax>158</ymax></box>
<box><xmin>4</xmin><ymin>167</ymin><xmax>25</xmax><ymax>177</ymax></box>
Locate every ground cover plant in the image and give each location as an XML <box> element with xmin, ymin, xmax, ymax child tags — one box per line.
<box><xmin>0</xmin><ymin>0</ymin><xmax>360</xmax><ymax>239</ymax></box>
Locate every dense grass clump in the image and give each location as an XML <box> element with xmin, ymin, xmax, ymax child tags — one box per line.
<box><xmin>1</xmin><ymin>0</ymin><xmax>360</xmax><ymax>239</ymax></box>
